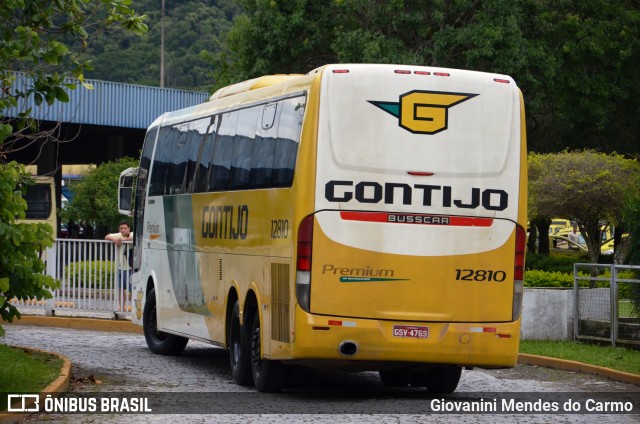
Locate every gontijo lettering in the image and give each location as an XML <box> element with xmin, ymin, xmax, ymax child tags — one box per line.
<box><xmin>201</xmin><ymin>205</ymin><xmax>249</xmax><ymax>239</ymax></box>
<box><xmin>325</xmin><ymin>180</ymin><xmax>508</xmax><ymax>211</ymax></box>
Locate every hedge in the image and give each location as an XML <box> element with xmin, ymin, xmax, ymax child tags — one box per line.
<box><xmin>63</xmin><ymin>261</ymin><xmax>114</xmax><ymax>288</ymax></box>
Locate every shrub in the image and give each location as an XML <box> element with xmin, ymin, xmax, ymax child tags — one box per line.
<box><xmin>526</xmin><ymin>252</ymin><xmax>588</xmax><ymax>274</ymax></box>
<box><xmin>63</xmin><ymin>261</ymin><xmax>114</xmax><ymax>288</ymax></box>
<box><xmin>523</xmin><ymin>269</ymin><xmax>625</xmax><ymax>289</ymax></box>
<box><xmin>524</xmin><ymin>270</ymin><xmax>574</xmax><ymax>288</ymax></box>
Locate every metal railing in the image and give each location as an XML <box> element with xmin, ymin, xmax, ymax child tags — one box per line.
<box><xmin>12</xmin><ymin>238</ymin><xmax>132</xmax><ymax>318</ymax></box>
<box><xmin>574</xmin><ymin>263</ymin><xmax>640</xmax><ymax>347</ymax></box>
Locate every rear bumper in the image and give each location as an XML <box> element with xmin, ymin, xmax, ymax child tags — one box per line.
<box><xmin>290</xmin><ymin>306</ymin><xmax>520</xmax><ymax>368</ymax></box>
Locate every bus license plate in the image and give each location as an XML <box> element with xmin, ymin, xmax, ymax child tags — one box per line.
<box><xmin>393</xmin><ymin>325</ymin><xmax>429</xmax><ymax>339</ymax></box>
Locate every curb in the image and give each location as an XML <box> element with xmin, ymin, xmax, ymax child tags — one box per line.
<box><xmin>8</xmin><ymin>315</ymin><xmax>143</xmax><ymax>335</ymax></box>
<box><xmin>0</xmin><ymin>346</ymin><xmax>72</xmax><ymax>424</ymax></box>
<box><xmin>518</xmin><ymin>353</ymin><xmax>640</xmax><ymax>386</ymax></box>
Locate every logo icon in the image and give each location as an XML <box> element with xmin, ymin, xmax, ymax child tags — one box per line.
<box><xmin>369</xmin><ymin>90</ymin><xmax>478</xmax><ymax>135</ymax></box>
<box><xmin>7</xmin><ymin>394</ymin><xmax>40</xmax><ymax>412</ymax></box>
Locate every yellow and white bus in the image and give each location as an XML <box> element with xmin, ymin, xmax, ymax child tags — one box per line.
<box><xmin>120</xmin><ymin>64</ymin><xmax>527</xmax><ymax>393</ymax></box>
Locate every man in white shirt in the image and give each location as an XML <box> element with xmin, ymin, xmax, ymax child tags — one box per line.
<box><xmin>567</xmin><ymin>226</ymin><xmax>580</xmax><ymax>249</ymax></box>
<box><xmin>105</xmin><ymin>221</ymin><xmax>133</xmax><ymax>310</ymax></box>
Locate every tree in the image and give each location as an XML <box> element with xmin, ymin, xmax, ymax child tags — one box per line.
<box><xmin>0</xmin><ymin>162</ymin><xmax>57</xmax><ymax>336</ymax></box>
<box><xmin>212</xmin><ymin>0</ymin><xmax>640</xmax><ymax>156</ymax></box>
<box><xmin>527</xmin><ymin>0</ymin><xmax>640</xmax><ymax>154</ymax></box>
<box><xmin>0</xmin><ymin>0</ymin><xmax>147</xmax><ymax>155</ymax></box>
<box><xmin>526</xmin><ymin>153</ymin><xmax>552</xmax><ymax>255</ymax></box>
<box><xmin>64</xmin><ymin>157</ymin><xmax>138</xmax><ymax>236</ymax></box>
<box><xmin>529</xmin><ymin>151</ymin><xmax>640</xmax><ymax>265</ymax></box>
<box><xmin>623</xmin><ymin>196</ymin><xmax>640</xmax><ymax>315</ymax></box>
<box><xmin>81</xmin><ymin>0</ymin><xmax>240</xmax><ymax>91</ymax></box>
<box><xmin>0</xmin><ymin>1</ymin><xmax>147</xmax><ymax>334</ymax></box>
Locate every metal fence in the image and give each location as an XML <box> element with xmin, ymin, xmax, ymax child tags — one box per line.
<box><xmin>12</xmin><ymin>238</ymin><xmax>132</xmax><ymax>318</ymax></box>
<box><xmin>574</xmin><ymin>263</ymin><xmax>640</xmax><ymax>347</ymax></box>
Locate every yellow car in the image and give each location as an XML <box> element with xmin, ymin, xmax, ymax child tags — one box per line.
<box><xmin>556</xmin><ymin>225</ymin><xmax>612</xmax><ymax>242</ymax></box>
<box><xmin>600</xmin><ymin>234</ymin><xmax>629</xmax><ymax>255</ymax></box>
<box><xmin>549</xmin><ymin>234</ymin><xmax>588</xmax><ymax>252</ymax></box>
<box><xmin>548</xmin><ymin>218</ymin><xmax>573</xmax><ymax>235</ymax></box>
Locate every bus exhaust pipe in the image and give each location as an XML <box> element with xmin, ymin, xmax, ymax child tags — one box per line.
<box><xmin>339</xmin><ymin>341</ymin><xmax>358</xmax><ymax>356</ymax></box>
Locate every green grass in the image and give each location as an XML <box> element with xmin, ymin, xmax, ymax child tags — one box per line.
<box><xmin>618</xmin><ymin>300</ymin><xmax>638</xmax><ymax>318</ymax></box>
<box><xmin>520</xmin><ymin>340</ymin><xmax>640</xmax><ymax>375</ymax></box>
<box><xmin>0</xmin><ymin>344</ymin><xmax>63</xmax><ymax>411</ymax></box>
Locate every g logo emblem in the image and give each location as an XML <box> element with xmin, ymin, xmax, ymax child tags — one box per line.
<box><xmin>369</xmin><ymin>90</ymin><xmax>478</xmax><ymax>135</ymax></box>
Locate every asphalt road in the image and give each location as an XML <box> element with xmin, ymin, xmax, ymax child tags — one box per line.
<box><xmin>2</xmin><ymin>324</ymin><xmax>639</xmax><ymax>424</ymax></box>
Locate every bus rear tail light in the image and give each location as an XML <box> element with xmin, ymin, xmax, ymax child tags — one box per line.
<box><xmin>512</xmin><ymin>225</ymin><xmax>526</xmax><ymax>321</ymax></box>
<box><xmin>296</xmin><ymin>215</ymin><xmax>314</xmax><ymax>312</ymax></box>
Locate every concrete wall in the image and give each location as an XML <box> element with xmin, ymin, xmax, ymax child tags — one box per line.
<box><xmin>521</xmin><ymin>287</ymin><xmax>616</xmax><ymax>340</ymax></box>
<box><xmin>577</xmin><ymin>288</ymin><xmax>610</xmax><ymax>321</ymax></box>
<box><xmin>521</xmin><ymin>288</ymin><xmax>574</xmax><ymax>340</ymax></box>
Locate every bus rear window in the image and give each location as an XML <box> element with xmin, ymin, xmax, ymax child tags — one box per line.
<box><xmin>24</xmin><ymin>184</ymin><xmax>52</xmax><ymax>219</ymax></box>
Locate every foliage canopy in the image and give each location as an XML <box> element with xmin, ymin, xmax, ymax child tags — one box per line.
<box><xmin>528</xmin><ymin>151</ymin><xmax>640</xmax><ymax>263</ymax></box>
<box><xmin>0</xmin><ymin>1</ymin><xmax>147</xmax><ymax>333</ymax></box>
<box><xmin>212</xmin><ymin>0</ymin><xmax>640</xmax><ymax>155</ymax></box>
<box><xmin>0</xmin><ymin>162</ymin><xmax>58</xmax><ymax>336</ymax></box>
<box><xmin>64</xmin><ymin>157</ymin><xmax>138</xmax><ymax>232</ymax></box>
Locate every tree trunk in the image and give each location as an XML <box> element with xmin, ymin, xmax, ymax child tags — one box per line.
<box><xmin>581</xmin><ymin>223</ymin><xmax>601</xmax><ymax>288</ymax></box>
<box><xmin>527</xmin><ymin>224</ymin><xmax>537</xmax><ymax>253</ymax></box>
<box><xmin>614</xmin><ymin>224</ymin><xmax>624</xmax><ymax>252</ymax></box>
<box><xmin>533</xmin><ymin>217</ymin><xmax>551</xmax><ymax>255</ymax></box>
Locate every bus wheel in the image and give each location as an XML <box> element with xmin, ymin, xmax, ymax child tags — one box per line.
<box><xmin>412</xmin><ymin>366</ymin><xmax>462</xmax><ymax>394</ymax></box>
<box><xmin>379</xmin><ymin>369</ymin><xmax>412</xmax><ymax>387</ymax></box>
<box><xmin>143</xmin><ymin>288</ymin><xmax>188</xmax><ymax>355</ymax></box>
<box><xmin>250</xmin><ymin>313</ymin><xmax>289</xmax><ymax>392</ymax></box>
<box><xmin>228</xmin><ymin>301</ymin><xmax>252</xmax><ymax>386</ymax></box>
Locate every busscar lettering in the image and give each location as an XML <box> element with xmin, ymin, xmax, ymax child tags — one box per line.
<box><xmin>325</xmin><ymin>180</ymin><xmax>508</xmax><ymax>211</ymax></box>
<box><xmin>388</xmin><ymin>214</ymin><xmax>450</xmax><ymax>225</ymax></box>
<box><xmin>201</xmin><ymin>205</ymin><xmax>249</xmax><ymax>240</ymax></box>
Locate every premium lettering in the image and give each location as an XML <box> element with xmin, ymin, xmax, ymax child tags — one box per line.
<box><xmin>325</xmin><ymin>180</ymin><xmax>508</xmax><ymax>211</ymax></box>
<box><xmin>201</xmin><ymin>205</ymin><xmax>249</xmax><ymax>240</ymax></box>
<box><xmin>322</xmin><ymin>264</ymin><xmax>394</xmax><ymax>278</ymax></box>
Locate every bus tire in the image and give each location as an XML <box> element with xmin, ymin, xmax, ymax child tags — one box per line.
<box><xmin>416</xmin><ymin>365</ymin><xmax>462</xmax><ymax>394</ymax></box>
<box><xmin>228</xmin><ymin>301</ymin><xmax>253</xmax><ymax>386</ymax></box>
<box><xmin>379</xmin><ymin>369</ymin><xmax>412</xmax><ymax>387</ymax></box>
<box><xmin>250</xmin><ymin>312</ymin><xmax>289</xmax><ymax>392</ymax></box>
<box><xmin>143</xmin><ymin>288</ymin><xmax>188</xmax><ymax>355</ymax></box>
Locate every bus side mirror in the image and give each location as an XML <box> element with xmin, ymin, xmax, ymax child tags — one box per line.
<box><xmin>118</xmin><ymin>167</ymin><xmax>138</xmax><ymax>216</ymax></box>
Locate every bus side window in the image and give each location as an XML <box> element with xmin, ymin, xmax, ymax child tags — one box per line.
<box><xmin>230</xmin><ymin>106</ymin><xmax>259</xmax><ymax>189</ymax></box>
<box><xmin>184</xmin><ymin>117</ymin><xmax>213</xmax><ymax>194</ymax></box>
<box><xmin>172</xmin><ymin>128</ymin><xmax>192</xmax><ymax>194</ymax></box>
<box><xmin>207</xmin><ymin>111</ymin><xmax>237</xmax><ymax>192</ymax></box>
<box><xmin>149</xmin><ymin>126</ymin><xmax>176</xmax><ymax>196</ymax></box>
<box><xmin>250</xmin><ymin>103</ymin><xmax>280</xmax><ymax>188</ymax></box>
<box><xmin>193</xmin><ymin>116</ymin><xmax>219</xmax><ymax>194</ymax></box>
<box><xmin>273</xmin><ymin>96</ymin><xmax>304</xmax><ymax>187</ymax></box>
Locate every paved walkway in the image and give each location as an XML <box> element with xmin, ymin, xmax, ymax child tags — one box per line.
<box><xmin>1</xmin><ymin>319</ymin><xmax>639</xmax><ymax>424</ymax></box>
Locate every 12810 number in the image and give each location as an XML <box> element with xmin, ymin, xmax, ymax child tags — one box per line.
<box><xmin>455</xmin><ymin>269</ymin><xmax>506</xmax><ymax>282</ymax></box>
<box><xmin>271</xmin><ymin>219</ymin><xmax>289</xmax><ymax>239</ymax></box>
